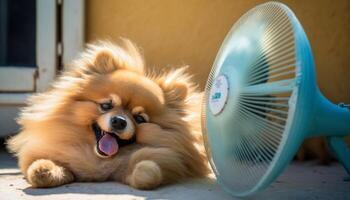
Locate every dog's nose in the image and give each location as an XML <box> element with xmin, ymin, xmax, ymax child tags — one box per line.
<box><xmin>111</xmin><ymin>116</ymin><xmax>127</xmax><ymax>131</ymax></box>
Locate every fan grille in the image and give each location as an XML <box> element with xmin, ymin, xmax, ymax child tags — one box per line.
<box><xmin>202</xmin><ymin>2</ymin><xmax>298</xmax><ymax>194</ymax></box>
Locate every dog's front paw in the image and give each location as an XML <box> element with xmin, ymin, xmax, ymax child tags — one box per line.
<box><xmin>127</xmin><ymin>160</ymin><xmax>162</xmax><ymax>190</ymax></box>
<box><xmin>27</xmin><ymin>159</ymin><xmax>74</xmax><ymax>188</ymax></box>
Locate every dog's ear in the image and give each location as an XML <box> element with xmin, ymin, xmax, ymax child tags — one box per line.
<box><xmin>156</xmin><ymin>67</ymin><xmax>196</xmax><ymax>105</ymax></box>
<box><xmin>161</xmin><ymin>81</ymin><xmax>188</xmax><ymax>102</ymax></box>
<box><xmin>78</xmin><ymin>39</ymin><xmax>144</xmax><ymax>75</ymax></box>
<box><xmin>92</xmin><ymin>49</ymin><xmax>118</xmax><ymax>74</ymax></box>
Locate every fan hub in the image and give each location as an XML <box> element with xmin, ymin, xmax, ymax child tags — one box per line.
<box><xmin>209</xmin><ymin>75</ymin><xmax>230</xmax><ymax>115</ymax></box>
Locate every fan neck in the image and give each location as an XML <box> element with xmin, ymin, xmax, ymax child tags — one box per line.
<box><xmin>308</xmin><ymin>89</ymin><xmax>350</xmax><ymax>137</ymax></box>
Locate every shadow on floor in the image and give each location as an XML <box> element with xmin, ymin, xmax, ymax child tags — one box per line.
<box><xmin>22</xmin><ymin>178</ymin><xmax>222</xmax><ymax>199</ymax></box>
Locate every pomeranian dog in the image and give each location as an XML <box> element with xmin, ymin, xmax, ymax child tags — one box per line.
<box><xmin>7</xmin><ymin>39</ymin><xmax>209</xmax><ymax>189</ymax></box>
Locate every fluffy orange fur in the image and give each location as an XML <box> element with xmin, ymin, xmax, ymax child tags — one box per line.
<box><xmin>7</xmin><ymin>39</ymin><xmax>209</xmax><ymax>189</ymax></box>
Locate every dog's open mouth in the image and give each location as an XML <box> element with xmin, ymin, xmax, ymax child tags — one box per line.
<box><xmin>92</xmin><ymin>123</ymin><xmax>135</xmax><ymax>157</ymax></box>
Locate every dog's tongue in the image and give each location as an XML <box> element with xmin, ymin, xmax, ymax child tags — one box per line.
<box><xmin>98</xmin><ymin>134</ymin><xmax>119</xmax><ymax>156</ymax></box>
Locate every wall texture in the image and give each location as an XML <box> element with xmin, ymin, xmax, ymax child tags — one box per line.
<box><xmin>86</xmin><ymin>0</ymin><xmax>350</xmax><ymax>103</ymax></box>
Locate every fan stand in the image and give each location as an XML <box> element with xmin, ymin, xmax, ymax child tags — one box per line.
<box><xmin>308</xmin><ymin>90</ymin><xmax>350</xmax><ymax>181</ymax></box>
<box><xmin>328</xmin><ymin>136</ymin><xmax>350</xmax><ymax>181</ymax></box>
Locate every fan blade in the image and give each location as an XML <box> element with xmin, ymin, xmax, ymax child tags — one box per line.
<box><xmin>241</xmin><ymin>79</ymin><xmax>296</xmax><ymax>95</ymax></box>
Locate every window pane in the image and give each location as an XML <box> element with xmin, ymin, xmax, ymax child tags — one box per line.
<box><xmin>0</xmin><ymin>0</ymin><xmax>36</xmax><ymax>67</ymax></box>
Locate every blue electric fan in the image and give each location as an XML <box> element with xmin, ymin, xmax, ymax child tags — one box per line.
<box><xmin>202</xmin><ymin>1</ymin><xmax>350</xmax><ymax>197</ymax></box>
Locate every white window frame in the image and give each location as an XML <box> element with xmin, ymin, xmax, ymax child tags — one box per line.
<box><xmin>0</xmin><ymin>0</ymin><xmax>84</xmax><ymax>136</ymax></box>
<box><xmin>62</xmin><ymin>0</ymin><xmax>85</xmax><ymax>69</ymax></box>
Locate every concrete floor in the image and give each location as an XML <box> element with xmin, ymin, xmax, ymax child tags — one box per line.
<box><xmin>0</xmin><ymin>147</ymin><xmax>349</xmax><ymax>200</ymax></box>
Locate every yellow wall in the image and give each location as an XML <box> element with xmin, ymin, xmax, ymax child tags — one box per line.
<box><xmin>86</xmin><ymin>0</ymin><xmax>350</xmax><ymax>102</ymax></box>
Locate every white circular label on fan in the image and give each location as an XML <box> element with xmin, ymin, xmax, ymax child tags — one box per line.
<box><xmin>209</xmin><ymin>75</ymin><xmax>229</xmax><ymax>115</ymax></box>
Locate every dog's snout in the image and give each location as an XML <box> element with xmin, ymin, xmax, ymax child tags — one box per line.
<box><xmin>111</xmin><ymin>116</ymin><xmax>127</xmax><ymax>131</ymax></box>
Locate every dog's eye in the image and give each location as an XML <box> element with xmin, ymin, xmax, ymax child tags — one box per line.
<box><xmin>99</xmin><ymin>102</ymin><xmax>113</xmax><ymax>112</ymax></box>
<box><xmin>133</xmin><ymin>114</ymin><xmax>146</xmax><ymax>124</ymax></box>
